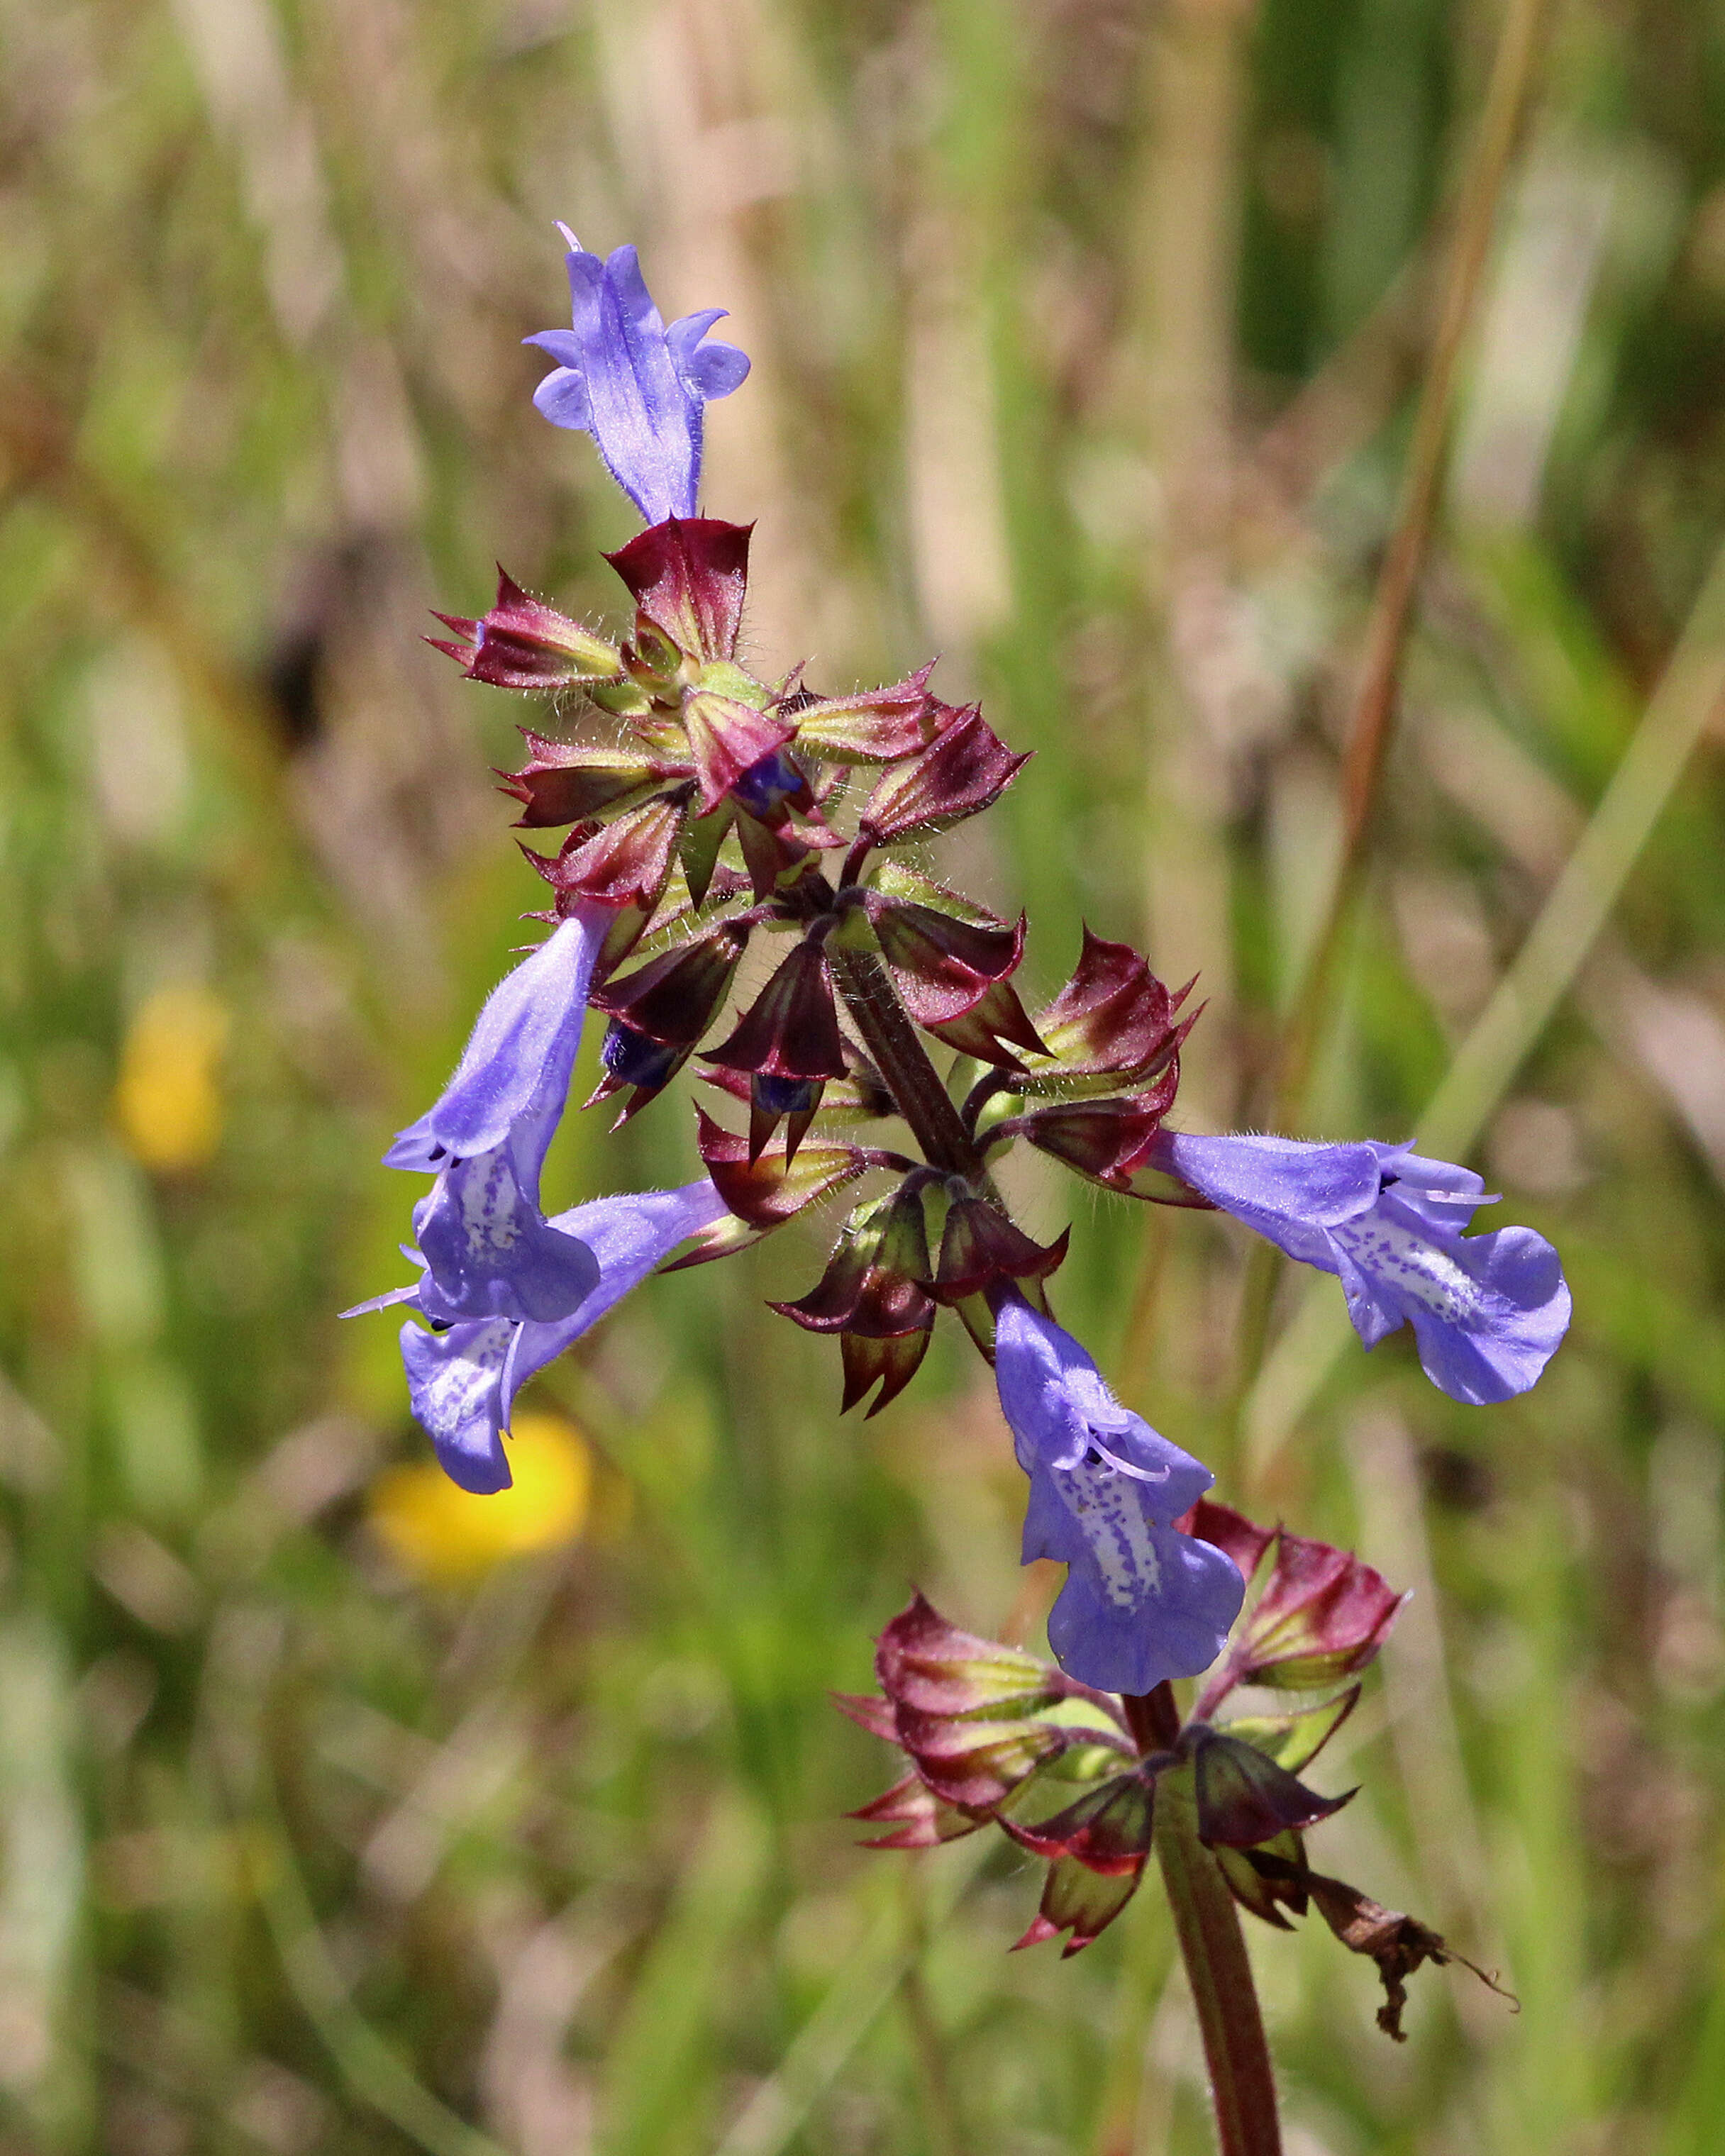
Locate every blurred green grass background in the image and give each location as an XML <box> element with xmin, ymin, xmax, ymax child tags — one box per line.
<box><xmin>4</xmin><ymin>0</ymin><xmax>1725</xmax><ymax>2149</ymax></box>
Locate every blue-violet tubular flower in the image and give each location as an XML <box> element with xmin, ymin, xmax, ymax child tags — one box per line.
<box><xmin>993</xmin><ymin>1292</ymin><xmax>1245</xmax><ymax>1694</ymax></box>
<box><xmin>358</xmin><ymin>1181</ymin><xmax>729</xmax><ymax>1494</ymax></box>
<box><xmin>1151</xmin><ymin>1130</ymin><xmax>1571</xmax><ymax>1406</ymax></box>
<box><xmin>382</xmin><ymin>908</ymin><xmax>607</xmax><ymax>1325</ymax></box>
<box><xmin>525</xmin><ymin>231</ymin><xmax>750</xmax><ymax>526</ymax></box>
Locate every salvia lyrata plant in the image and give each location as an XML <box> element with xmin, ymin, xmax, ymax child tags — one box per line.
<box><xmin>348</xmin><ymin>231</ymin><xmax>1568</xmax><ymax>2143</ymax></box>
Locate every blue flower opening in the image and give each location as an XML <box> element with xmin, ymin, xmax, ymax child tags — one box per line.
<box><xmin>525</xmin><ymin>232</ymin><xmax>750</xmax><ymax>526</ymax></box>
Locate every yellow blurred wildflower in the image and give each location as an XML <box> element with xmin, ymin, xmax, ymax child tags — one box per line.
<box><xmin>113</xmin><ymin>984</ymin><xmax>230</xmax><ymax>1172</ymax></box>
<box><xmin>368</xmin><ymin>1408</ymin><xmax>593</xmax><ymax>1583</ymax></box>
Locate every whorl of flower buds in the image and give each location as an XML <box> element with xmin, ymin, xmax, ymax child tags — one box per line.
<box><xmin>843</xmin><ymin>1576</ymin><xmax>1359</xmax><ymax>1957</ymax></box>
<box><xmin>836</xmin><ymin>1521</ymin><xmax>1505</xmax><ymax>2026</ymax></box>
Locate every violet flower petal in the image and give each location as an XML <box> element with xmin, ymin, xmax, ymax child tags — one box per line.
<box><xmin>384</xmin><ymin>909</ymin><xmax>606</xmax><ymax>1174</ymax></box>
<box><xmin>1333</xmin><ymin>1204</ymin><xmax>1571</xmax><ymax>1405</ymax></box>
<box><xmin>395</xmin><ymin>1180</ymin><xmax>730</xmax><ymax>1492</ymax></box>
<box><xmin>411</xmin><ymin>1152</ymin><xmax>601</xmax><ymax>1324</ymax></box>
<box><xmin>401</xmin><ymin>1318</ymin><xmax>516</xmax><ymax>1494</ymax></box>
<box><xmin>526</xmin><ymin>238</ymin><xmax>749</xmax><ymax>525</ymax></box>
<box><xmin>377</xmin><ymin>907</ymin><xmax>609</xmax><ymax>1326</ymax></box>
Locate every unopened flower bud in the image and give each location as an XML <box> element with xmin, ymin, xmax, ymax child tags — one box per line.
<box><xmin>681</xmin><ymin>662</ymin><xmax>798</xmax><ymax>811</ymax></box>
<box><xmin>500</xmin><ymin>732</ymin><xmax>672</xmax><ymax>828</ymax></box>
<box><xmin>703</xmin><ymin>940</ymin><xmax>849</xmax><ymax>1160</ymax></box>
<box><xmin>598</xmin><ymin>1020</ymin><xmax>681</xmax><ymax>1094</ymax></box>
<box><xmin>1025</xmin><ymin>930</ymin><xmax>1196</xmax><ymax>1094</ymax></box>
<box><xmin>1185</xmin><ymin>1500</ymin><xmax>1407</xmax><ymax>1718</ymax></box>
<box><xmin>694</xmin><ymin>1108</ymin><xmax>870</xmax><ymax>1226</ymax></box>
<box><xmin>933</xmin><ymin>1196</ymin><xmax>1067</xmax><ymax>1305</ymax></box>
<box><xmin>789</xmin><ymin>663</ymin><xmax>942</xmax><ymax>764</ymax></box>
<box><xmin>774</xmin><ymin>1184</ymin><xmax>936</xmax><ymax>1414</ymax></box>
<box><xmin>522</xmin><ymin>796</ymin><xmax>687</xmax><ymax>975</ymax></box>
<box><xmin>867</xmin><ymin>897</ymin><xmax>1047</xmax><ymax>1067</ymax></box>
<box><xmin>430</xmin><ymin>568</ymin><xmax>623</xmax><ymax>690</ymax></box>
<box><xmin>858</xmin><ymin>708</ymin><xmax>1029</xmax><ymax>845</ymax></box>
<box><xmin>730</xmin><ymin>745</ymin><xmax>814</xmax><ymax>826</ymax></box>
<box><xmin>994</xmin><ymin>1071</ymin><xmax>1180</xmax><ymax>1191</ymax></box>
<box><xmin>584</xmin><ymin>923</ymin><xmax>751</xmax><ymax>1121</ymax></box>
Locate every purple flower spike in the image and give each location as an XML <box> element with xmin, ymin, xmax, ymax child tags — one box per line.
<box><xmin>394</xmin><ymin>1181</ymin><xmax>730</xmax><ymax>1493</ymax></box>
<box><xmin>993</xmin><ymin>1293</ymin><xmax>1245</xmax><ymax>1694</ymax></box>
<box><xmin>526</xmin><ymin>231</ymin><xmax>750</xmax><ymax>526</ymax></box>
<box><xmin>381</xmin><ymin>908</ymin><xmax>608</xmax><ymax>1326</ymax></box>
<box><xmin>1152</xmin><ymin>1130</ymin><xmax>1572</xmax><ymax>1405</ymax></box>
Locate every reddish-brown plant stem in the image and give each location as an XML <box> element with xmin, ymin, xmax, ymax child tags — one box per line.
<box><xmin>1121</xmin><ymin>1680</ymin><xmax>1182</xmax><ymax>1754</ymax></box>
<box><xmin>827</xmin><ymin>945</ymin><xmax>989</xmax><ymax>1182</ymax></box>
<box><xmin>1154</xmin><ymin>1771</ymin><xmax>1283</xmax><ymax>2156</ymax></box>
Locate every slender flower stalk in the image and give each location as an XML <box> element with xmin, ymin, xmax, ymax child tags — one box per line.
<box><xmin>1153</xmin><ymin>1773</ymin><xmax>1283</xmax><ymax>2156</ymax></box>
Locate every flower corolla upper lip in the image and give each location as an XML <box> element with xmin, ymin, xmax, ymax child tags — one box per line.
<box><xmin>525</xmin><ymin>232</ymin><xmax>750</xmax><ymax>526</ymax></box>
<box><xmin>1154</xmin><ymin>1130</ymin><xmax>1387</xmax><ymax>1232</ymax></box>
<box><xmin>994</xmin><ymin>1293</ymin><xmax>1212</xmax><ymax>1515</ymax></box>
<box><xmin>378</xmin><ymin>909</ymin><xmax>608</xmax><ymax>1326</ymax></box>
<box><xmin>384</xmin><ymin>911</ymin><xmax>605</xmax><ymax>1173</ymax></box>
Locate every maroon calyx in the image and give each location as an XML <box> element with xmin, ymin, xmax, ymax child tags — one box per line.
<box><xmin>604</xmin><ymin>517</ymin><xmax>753</xmax><ymax>662</ymax></box>
<box><xmin>858</xmin><ymin>708</ymin><xmax>1030</xmax><ymax>845</ymax></box>
<box><xmin>430</xmin><ymin>566</ymin><xmax>623</xmax><ymax>690</ymax></box>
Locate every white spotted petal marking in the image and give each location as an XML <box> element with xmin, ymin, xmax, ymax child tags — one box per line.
<box><xmin>1056</xmin><ymin>1450</ymin><xmax>1165</xmax><ymax>1611</ymax></box>
<box><xmin>1331</xmin><ymin>1211</ymin><xmax>1480</xmax><ymax>1325</ymax></box>
<box><xmin>461</xmin><ymin>1149</ymin><xmax>526</xmax><ymax>1259</ymax></box>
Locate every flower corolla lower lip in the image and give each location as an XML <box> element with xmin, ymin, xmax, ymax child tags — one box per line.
<box><xmin>992</xmin><ymin>1293</ymin><xmax>1244</xmax><ymax>1695</ymax></box>
<box><xmin>351</xmin><ymin>1181</ymin><xmax>731</xmax><ymax>1494</ymax></box>
<box><xmin>1151</xmin><ymin>1130</ymin><xmax>1572</xmax><ymax>1405</ymax></box>
<box><xmin>525</xmin><ymin>232</ymin><xmax>750</xmax><ymax>526</ymax></box>
<box><xmin>382</xmin><ymin>909</ymin><xmax>607</xmax><ymax>1325</ymax></box>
